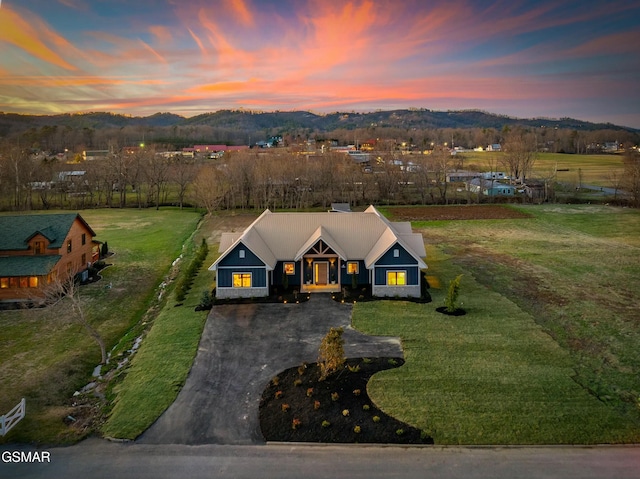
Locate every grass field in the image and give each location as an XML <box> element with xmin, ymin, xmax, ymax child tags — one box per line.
<box><xmin>354</xmin><ymin>204</ymin><xmax>640</xmax><ymax>444</ymax></box>
<box><xmin>0</xmin><ymin>208</ymin><xmax>201</xmax><ymax>444</ymax></box>
<box><xmin>101</xmin><ymin>215</ymin><xmax>221</xmax><ymax>439</ymax></box>
<box><xmin>460</xmin><ymin>151</ymin><xmax>625</xmax><ymax>187</ymax></box>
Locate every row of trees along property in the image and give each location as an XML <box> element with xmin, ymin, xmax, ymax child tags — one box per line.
<box><xmin>0</xmin><ymin>127</ymin><xmax>638</xmax><ymax>212</ymax></box>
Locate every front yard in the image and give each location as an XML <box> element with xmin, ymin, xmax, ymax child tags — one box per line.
<box><xmin>355</xmin><ymin>205</ymin><xmax>640</xmax><ymax>444</ymax></box>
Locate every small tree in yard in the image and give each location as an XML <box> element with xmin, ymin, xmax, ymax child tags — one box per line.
<box><xmin>318</xmin><ymin>327</ymin><xmax>345</xmax><ymax>381</ymax></box>
<box><xmin>445</xmin><ymin>274</ymin><xmax>463</xmax><ymax>313</ymax></box>
<box><xmin>41</xmin><ymin>272</ymin><xmax>107</xmax><ymax>364</ymax></box>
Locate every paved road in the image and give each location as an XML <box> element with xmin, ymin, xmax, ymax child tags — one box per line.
<box><xmin>139</xmin><ymin>295</ymin><xmax>402</xmax><ymax>445</ymax></box>
<box><xmin>2</xmin><ymin>439</ymin><xmax>639</xmax><ymax>479</ymax></box>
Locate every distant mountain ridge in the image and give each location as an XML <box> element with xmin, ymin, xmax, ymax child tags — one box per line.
<box><xmin>0</xmin><ymin>109</ymin><xmax>637</xmax><ymax>137</ymax></box>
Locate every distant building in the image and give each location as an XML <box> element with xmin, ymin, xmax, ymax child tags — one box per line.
<box><xmin>467</xmin><ymin>178</ymin><xmax>515</xmax><ymax>197</ymax></box>
<box><xmin>487</xmin><ymin>144</ymin><xmax>502</xmax><ymax>152</ymax></box>
<box><xmin>82</xmin><ymin>150</ymin><xmax>109</xmax><ymax>161</ymax></box>
<box><xmin>446</xmin><ymin>170</ymin><xmax>481</xmax><ymax>183</ymax></box>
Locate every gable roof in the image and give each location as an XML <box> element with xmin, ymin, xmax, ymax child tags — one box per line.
<box><xmin>210</xmin><ymin>206</ymin><xmax>426</xmax><ymax>271</ymax></box>
<box><xmin>0</xmin><ymin>213</ymin><xmax>95</xmax><ymax>252</ymax></box>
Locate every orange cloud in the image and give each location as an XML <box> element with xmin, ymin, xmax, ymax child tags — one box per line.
<box><xmin>228</xmin><ymin>0</ymin><xmax>254</xmax><ymax>26</ymax></box>
<box><xmin>0</xmin><ymin>7</ymin><xmax>77</xmax><ymax>71</ymax></box>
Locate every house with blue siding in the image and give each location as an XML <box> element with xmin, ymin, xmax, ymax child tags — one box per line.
<box><xmin>209</xmin><ymin>206</ymin><xmax>427</xmax><ymax>299</ymax></box>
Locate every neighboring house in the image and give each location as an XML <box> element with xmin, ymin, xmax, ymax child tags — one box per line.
<box><xmin>446</xmin><ymin>170</ymin><xmax>481</xmax><ymax>183</ymax></box>
<box><xmin>487</xmin><ymin>144</ymin><xmax>502</xmax><ymax>152</ymax></box>
<box><xmin>210</xmin><ymin>206</ymin><xmax>427</xmax><ymax>299</ymax></box>
<box><xmin>0</xmin><ymin>213</ymin><xmax>98</xmax><ymax>301</ymax></box>
<box><xmin>467</xmin><ymin>178</ymin><xmax>515</xmax><ymax>197</ymax></box>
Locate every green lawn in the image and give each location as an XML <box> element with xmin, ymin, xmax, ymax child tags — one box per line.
<box><xmin>101</xmin><ymin>219</ymin><xmax>219</xmax><ymax>440</ymax></box>
<box><xmin>460</xmin><ymin>151</ymin><xmax>624</xmax><ymax>186</ymax></box>
<box><xmin>0</xmin><ymin>208</ymin><xmax>201</xmax><ymax>444</ymax></box>
<box><xmin>354</xmin><ymin>204</ymin><xmax>640</xmax><ymax>444</ymax></box>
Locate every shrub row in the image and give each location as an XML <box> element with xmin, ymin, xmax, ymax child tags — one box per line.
<box><xmin>175</xmin><ymin>238</ymin><xmax>209</xmax><ymax>303</ymax></box>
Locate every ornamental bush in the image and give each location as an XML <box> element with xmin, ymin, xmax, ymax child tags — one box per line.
<box><xmin>445</xmin><ymin>274</ymin><xmax>463</xmax><ymax>313</ymax></box>
<box><xmin>318</xmin><ymin>327</ymin><xmax>345</xmax><ymax>381</ymax></box>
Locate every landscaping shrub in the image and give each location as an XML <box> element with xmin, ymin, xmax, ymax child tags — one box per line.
<box><xmin>318</xmin><ymin>327</ymin><xmax>345</xmax><ymax>381</ymax></box>
<box><xmin>445</xmin><ymin>274</ymin><xmax>463</xmax><ymax>313</ymax></box>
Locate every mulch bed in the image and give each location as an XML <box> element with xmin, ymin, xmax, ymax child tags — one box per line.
<box><xmin>259</xmin><ymin>358</ymin><xmax>433</xmax><ymax>444</ymax></box>
<box><xmin>435</xmin><ymin>306</ymin><xmax>467</xmax><ymax>316</ymax></box>
<box><xmin>388</xmin><ymin>205</ymin><xmax>531</xmax><ymax>221</ymax></box>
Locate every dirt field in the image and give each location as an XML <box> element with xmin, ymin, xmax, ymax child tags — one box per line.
<box><xmin>387</xmin><ymin>205</ymin><xmax>531</xmax><ymax>221</ymax></box>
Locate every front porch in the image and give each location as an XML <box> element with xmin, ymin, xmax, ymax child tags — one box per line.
<box><xmin>300</xmin><ymin>283</ymin><xmax>342</xmax><ymax>294</ymax></box>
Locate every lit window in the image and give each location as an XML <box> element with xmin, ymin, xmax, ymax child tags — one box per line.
<box><xmin>67</xmin><ymin>240</ymin><xmax>72</xmax><ymax>253</ymax></box>
<box><xmin>0</xmin><ymin>278</ymin><xmax>8</xmax><ymax>289</ymax></box>
<box><xmin>20</xmin><ymin>277</ymin><xmax>28</xmax><ymax>288</ymax></box>
<box><xmin>284</xmin><ymin>263</ymin><xmax>295</xmax><ymax>275</ymax></box>
<box><xmin>387</xmin><ymin>271</ymin><xmax>406</xmax><ymax>286</ymax></box>
<box><xmin>239</xmin><ymin>249</ymin><xmax>245</xmax><ymax>259</ymax></box>
<box><xmin>393</xmin><ymin>249</ymin><xmax>400</xmax><ymax>258</ymax></box>
<box><xmin>29</xmin><ymin>277</ymin><xmax>38</xmax><ymax>288</ymax></box>
<box><xmin>10</xmin><ymin>277</ymin><xmax>18</xmax><ymax>288</ymax></box>
<box><xmin>347</xmin><ymin>262</ymin><xmax>359</xmax><ymax>274</ymax></box>
<box><xmin>233</xmin><ymin>273</ymin><xmax>252</xmax><ymax>288</ymax></box>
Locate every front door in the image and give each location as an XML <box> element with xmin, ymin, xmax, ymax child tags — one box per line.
<box><xmin>314</xmin><ymin>261</ymin><xmax>329</xmax><ymax>285</ymax></box>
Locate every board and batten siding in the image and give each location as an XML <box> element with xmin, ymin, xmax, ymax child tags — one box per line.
<box><xmin>215</xmin><ymin>243</ymin><xmax>269</xmax><ymax>298</ymax></box>
<box><xmin>372</xmin><ymin>243</ymin><xmax>420</xmax><ymax>297</ymax></box>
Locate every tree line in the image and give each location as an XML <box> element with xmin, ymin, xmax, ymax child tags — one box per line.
<box><xmin>0</xmin><ymin>125</ymin><xmax>638</xmax><ymax>212</ymax></box>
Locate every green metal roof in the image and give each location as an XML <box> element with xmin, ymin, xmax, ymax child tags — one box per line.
<box><xmin>0</xmin><ymin>255</ymin><xmax>61</xmax><ymax>276</ymax></box>
<box><xmin>0</xmin><ymin>213</ymin><xmax>94</xmax><ymax>251</ymax></box>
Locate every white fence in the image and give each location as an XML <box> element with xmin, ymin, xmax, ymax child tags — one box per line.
<box><xmin>0</xmin><ymin>398</ymin><xmax>25</xmax><ymax>436</ymax></box>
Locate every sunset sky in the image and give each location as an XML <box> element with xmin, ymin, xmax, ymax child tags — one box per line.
<box><xmin>1</xmin><ymin>0</ymin><xmax>639</xmax><ymax>128</ymax></box>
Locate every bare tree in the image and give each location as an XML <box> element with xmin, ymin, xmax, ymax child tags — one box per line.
<box><xmin>623</xmin><ymin>149</ymin><xmax>640</xmax><ymax>207</ymax></box>
<box><xmin>41</xmin><ymin>272</ymin><xmax>107</xmax><ymax>364</ymax></box>
<box><xmin>430</xmin><ymin>146</ymin><xmax>453</xmax><ymax>204</ymax></box>
<box><xmin>169</xmin><ymin>154</ymin><xmax>198</xmax><ymax>209</ymax></box>
<box><xmin>190</xmin><ymin>164</ymin><xmax>229</xmax><ymax>214</ymax></box>
<box><xmin>501</xmin><ymin>128</ymin><xmax>537</xmax><ymax>184</ymax></box>
<box><xmin>606</xmin><ymin>170</ymin><xmax>623</xmax><ymax>201</ymax></box>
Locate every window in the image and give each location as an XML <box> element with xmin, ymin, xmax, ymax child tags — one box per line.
<box><xmin>232</xmin><ymin>273</ymin><xmax>252</xmax><ymax>288</ymax></box>
<box><xmin>9</xmin><ymin>277</ymin><xmax>18</xmax><ymax>288</ymax></box>
<box><xmin>19</xmin><ymin>277</ymin><xmax>28</xmax><ymax>288</ymax></box>
<box><xmin>238</xmin><ymin>249</ymin><xmax>245</xmax><ymax>259</ymax></box>
<box><xmin>347</xmin><ymin>262</ymin><xmax>359</xmax><ymax>274</ymax></box>
<box><xmin>82</xmin><ymin>233</ymin><xmax>86</xmax><ymax>245</ymax></box>
<box><xmin>387</xmin><ymin>271</ymin><xmax>406</xmax><ymax>286</ymax></box>
<box><xmin>29</xmin><ymin>277</ymin><xmax>38</xmax><ymax>288</ymax></box>
<box><xmin>67</xmin><ymin>240</ymin><xmax>72</xmax><ymax>253</ymax></box>
<box><xmin>0</xmin><ymin>278</ymin><xmax>8</xmax><ymax>289</ymax></box>
<box><xmin>284</xmin><ymin>263</ymin><xmax>295</xmax><ymax>275</ymax></box>
<box><xmin>393</xmin><ymin>248</ymin><xmax>400</xmax><ymax>258</ymax></box>
<box><xmin>34</xmin><ymin>241</ymin><xmax>45</xmax><ymax>255</ymax></box>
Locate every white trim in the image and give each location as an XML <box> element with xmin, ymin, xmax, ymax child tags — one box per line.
<box><xmin>374</xmin><ymin>263</ymin><xmax>419</xmax><ymax>269</ymax></box>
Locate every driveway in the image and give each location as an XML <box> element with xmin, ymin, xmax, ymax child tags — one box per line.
<box><xmin>138</xmin><ymin>294</ymin><xmax>402</xmax><ymax>445</ymax></box>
